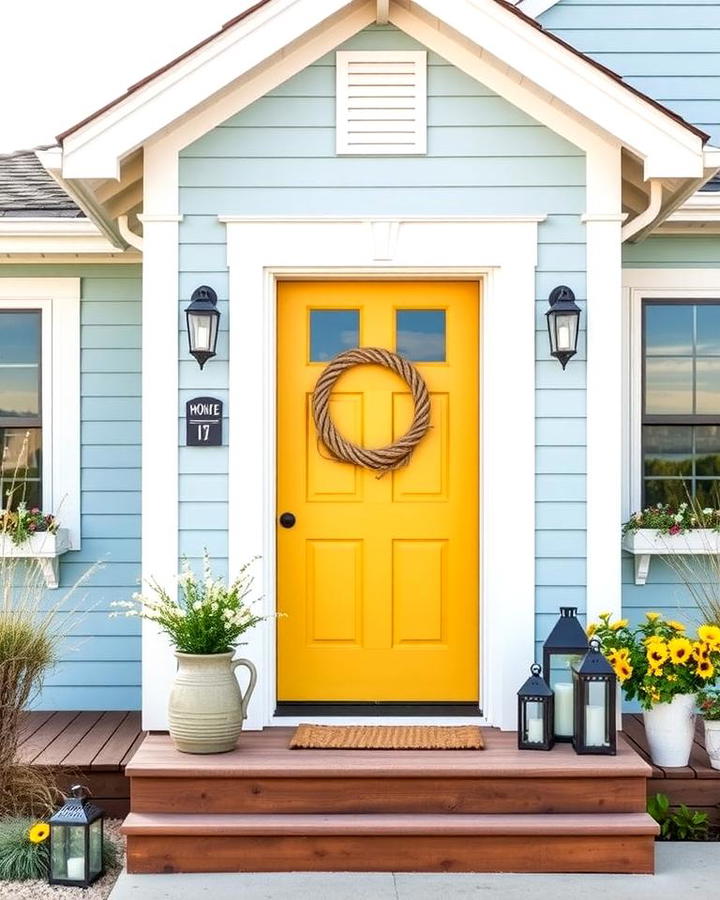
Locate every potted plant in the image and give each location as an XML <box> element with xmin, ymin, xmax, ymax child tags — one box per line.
<box><xmin>698</xmin><ymin>689</ymin><xmax>720</xmax><ymax>770</ymax></box>
<box><xmin>0</xmin><ymin>504</ymin><xmax>70</xmax><ymax>589</ymax></box>
<box><xmin>112</xmin><ymin>553</ymin><xmax>269</xmax><ymax>754</ymax></box>
<box><xmin>589</xmin><ymin>612</ymin><xmax>720</xmax><ymax>767</ymax></box>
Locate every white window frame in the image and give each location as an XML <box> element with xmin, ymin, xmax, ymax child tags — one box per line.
<box><xmin>623</xmin><ymin>269</ymin><xmax>720</xmax><ymax>520</ymax></box>
<box><xmin>336</xmin><ymin>50</ymin><xmax>427</xmax><ymax>155</ymax></box>
<box><xmin>0</xmin><ymin>279</ymin><xmax>81</xmax><ymax>548</ymax></box>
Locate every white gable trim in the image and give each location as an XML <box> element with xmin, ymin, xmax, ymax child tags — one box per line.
<box><xmin>515</xmin><ymin>0</ymin><xmax>560</xmax><ymax>18</ymax></box>
<box><xmin>60</xmin><ymin>0</ymin><xmax>705</xmax><ymax>184</ymax></box>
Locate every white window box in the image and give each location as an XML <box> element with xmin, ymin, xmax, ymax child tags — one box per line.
<box><xmin>0</xmin><ymin>528</ymin><xmax>71</xmax><ymax>589</ymax></box>
<box><xmin>622</xmin><ymin>529</ymin><xmax>720</xmax><ymax>585</ymax></box>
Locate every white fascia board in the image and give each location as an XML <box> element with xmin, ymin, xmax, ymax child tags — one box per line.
<box><xmin>411</xmin><ymin>0</ymin><xmax>704</xmax><ymax>179</ymax></box>
<box><xmin>0</xmin><ymin>218</ymin><xmax>130</xmax><ymax>254</ymax></box>
<box><xmin>61</xmin><ymin>0</ymin><xmax>353</xmax><ymax>179</ymax></box>
<box><xmin>515</xmin><ymin>0</ymin><xmax>560</xmax><ymax>17</ymax></box>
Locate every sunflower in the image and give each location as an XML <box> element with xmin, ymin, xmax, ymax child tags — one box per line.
<box><xmin>668</xmin><ymin>637</ymin><xmax>693</xmax><ymax>665</ymax></box>
<box><xmin>698</xmin><ymin>625</ymin><xmax>720</xmax><ymax>649</ymax></box>
<box><xmin>693</xmin><ymin>641</ymin><xmax>711</xmax><ymax>661</ymax></box>
<box><xmin>667</xmin><ymin>621</ymin><xmax>685</xmax><ymax>632</ymax></box>
<box><xmin>645</xmin><ymin>612</ymin><xmax>661</xmax><ymax>622</ymax></box>
<box><xmin>696</xmin><ymin>659</ymin><xmax>716</xmax><ymax>680</ymax></box>
<box><xmin>647</xmin><ymin>642</ymin><xmax>669</xmax><ymax>667</ymax></box>
<box><xmin>645</xmin><ymin>635</ymin><xmax>664</xmax><ymax>646</ymax></box>
<box><xmin>610</xmin><ymin>619</ymin><xmax>629</xmax><ymax>631</ymax></box>
<box><xmin>615</xmin><ymin>648</ymin><xmax>630</xmax><ymax>662</ymax></box>
<box><xmin>28</xmin><ymin>822</ymin><xmax>50</xmax><ymax>844</ymax></box>
<box><xmin>614</xmin><ymin>661</ymin><xmax>633</xmax><ymax>682</ymax></box>
<box><xmin>586</xmin><ymin>623</ymin><xmax>597</xmax><ymax>638</ymax></box>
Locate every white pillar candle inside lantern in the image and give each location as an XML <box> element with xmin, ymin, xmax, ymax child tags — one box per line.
<box><xmin>527</xmin><ymin>716</ymin><xmax>545</xmax><ymax>743</ymax></box>
<box><xmin>554</xmin><ymin>682</ymin><xmax>574</xmax><ymax>737</ymax></box>
<box><xmin>66</xmin><ymin>858</ymin><xmax>85</xmax><ymax>880</ymax></box>
<box><xmin>557</xmin><ymin>322</ymin><xmax>571</xmax><ymax>350</ymax></box>
<box><xmin>586</xmin><ymin>705</ymin><xmax>607</xmax><ymax>747</ymax></box>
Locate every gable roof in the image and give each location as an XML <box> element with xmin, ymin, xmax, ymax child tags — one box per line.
<box><xmin>0</xmin><ymin>149</ymin><xmax>83</xmax><ymax>218</ymax></box>
<box><xmin>57</xmin><ymin>0</ymin><xmax>708</xmax><ymax>148</ymax></box>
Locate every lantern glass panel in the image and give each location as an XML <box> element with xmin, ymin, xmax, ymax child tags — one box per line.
<box><xmin>89</xmin><ymin>820</ymin><xmax>103</xmax><ymax>879</ymax></box>
<box><xmin>188</xmin><ymin>311</ymin><xmax>218</xmax><ymax>354</ymax></box>
<box><xmin>546</xmin><ymin>653</ymin><xmax>582</xmax><ymax>739</ymax></box>
<box><xmin>50</xmin><ymin>824</ymin><xmax>86</xmax><ymax>882</ymax></box>
<box><xmin>582</xmin><ymin>679</ymin><xmax>611</xmax><ymax>749</ymax></box>
<box><xmin>522</xmin><ymin>700</ymin><xmax>546</xmax><ymax>745</ymax></box>
<box><xmin>552</xmin><ymin>312</ymin><xmax>578</xmax><ymax>353</ymax></box>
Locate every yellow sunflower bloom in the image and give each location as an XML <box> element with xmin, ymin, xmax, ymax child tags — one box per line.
<box><xmin>693</xmin><ymin>641</ymin><xmax>711</xmax><ymax>661</ymax></box>
<box><xmin>647</xmin><ymin>642</ymin><xmax>669</xmax><ymax>667</ymax></box>
<box><xmin>645</xmin><ymin>635</ymin><xmax>664</xmax><ymax>646</ymax></box>
<box><xmin>586</xmin><ymin>623</ymin><xmax>597</xmax><ymax>638</ymax></box>
<box><xmin>610</xmin><ymin>619</ymin><xmax>629</xmax><ymax>631</ymax></box>
<box><xmin>28</xmin><ymin>822</ymin><xmax>49</xmax><ymax>844</ymax></box>
<box><xmin>615</xmin><ymin>648</ymin><xmax>630</xmax><ymax>663</ymax></box>
<box><xmin>645</xmin><ymin>612</ymin><xmax>661</xmax><ymax>622</ymax></box>
<box><xmin>598</xmin><ymin>612</ymin><xmax>611</xmax><ymax>620</ymax></box>
<box><xmin>614</xmin><ymin>662</ymin><xmax>633</xmax><ymax>682</ymax></box>
<box><xmin>667</xmin><ymin>621</ymin><xmax>685</xmax><ymax>632</ymax></box>
<box><xmin>698</xmin><ymin>625</ymin><xmax>720</xmax><ymax>649</ymax></box>
<box><xmin>696</xmin><ymin>659</ymin><xmax>716</xmax><ymax>680</ymax></box>
<box><xmin>668</xmin><ymin>637</ymin><xmax>693</xmax><ymax>665</ymax></box>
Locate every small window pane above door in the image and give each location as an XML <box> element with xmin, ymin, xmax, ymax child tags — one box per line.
<box><xmin>309</xmin><ymin>310</ymin><xmax>359</xmax><ymax>362</ymax></box>
<box><xmin>396</xmin><ymin>309</ymin><xmax>446</xmax><ymax>362</ymax></box>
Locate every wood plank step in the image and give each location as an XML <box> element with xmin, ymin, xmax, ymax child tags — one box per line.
<box><xmin>122</xmin><ymin>811</ymin><xmax>659</xmax><ymax>837</ymax></box>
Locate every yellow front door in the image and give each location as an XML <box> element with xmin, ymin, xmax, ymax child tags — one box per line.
<box><xmin>277</xmin><ymin>281</ymin><xmax>479</xmax><ymax>702</ymax></box>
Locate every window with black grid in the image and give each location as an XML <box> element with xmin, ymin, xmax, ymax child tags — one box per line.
<box><xmin>643</xmin><ymin>299</ymin><xmax>720</xmax><ymax>507</ymax></box>
<box><xmin>0</xmin><ymin>310</ymin><xmax>42</xmax><ymax>510</ymax></box>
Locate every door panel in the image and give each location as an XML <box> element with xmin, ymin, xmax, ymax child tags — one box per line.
<box><xmin>277</xmin><ymin>281</ymin><xmax>479</xmax><ymax>702</ymax></box>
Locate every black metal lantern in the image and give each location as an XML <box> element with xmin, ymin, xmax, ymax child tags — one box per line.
<box><xmin>572</xmin><ymin>638</ymin><xmax>617</xmax><ymax>755</ymax></box>
<box><xmin>49</xmin><ymin>785</ymin><xmax>104</xmax><ymax>887</ymax></box>
<box><xmin>546</xmin><ymin>285</ymin><xmax>581</xmax><ymax>369</ymax></box>
<box><xmin>543</xmin><ymin>606</ymin><xmax>589</xmax><ymax>742</ymax></box>
<box><xmin>517</xmin><ymin>663</ymin><xmax>554</xmax><ymax>751</ymax></box>
<box><xmin>185</xmin><ymin>285</ymin><xmax>220</xmax><ymax>369</ymax></box>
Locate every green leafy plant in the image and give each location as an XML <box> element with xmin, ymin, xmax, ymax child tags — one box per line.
<box><xmin>648</xmin><ymin>793</ymin><xmax>710</xmax><ymax>841</ymax></box>
<box><xmin>0</xmin><ymin>502</ymin><xmax>59</xmax><ymax>547</ymax></box>
<box><xmin>111</xmin><ymin>552</ymin><xmax>272</xmax><ymax>654</ymax></box>
<box><xmin>698</xmin><ymin>689</ymin><xmax>720</xmax><ymax>721</ymax></box>
<box><xmin>623</xmin><ymin>500</ymin><xmax>720</xmax><ymax>536</ymax></box>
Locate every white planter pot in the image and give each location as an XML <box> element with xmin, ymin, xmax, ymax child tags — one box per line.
<box><xmin>168</xmin><ymin>651</ymin><xmax>257</xmax><ymax>754</ymax></box>
<box><xmin>704</xmin><ymin>719</ymin><xmax>720</xmax><ymax>770</ymax></box>
<box><xmin>622</xmin><ymin>529</ymin><xmax>720</xmax><ymax>585</ymax></box>
<box><xmin>0</xmin><ymin>528</ymin><xmax>71</xmax><ymax>588</ymax></box>
<box><xmin>643</xmin><ymin>693</ymin><xmax>696</xmax><ymax>767</ymax></box>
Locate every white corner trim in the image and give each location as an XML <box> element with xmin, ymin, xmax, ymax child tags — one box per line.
<box><xmin>515</xmin><ymin>0</ymin><xmax>560</xmax><ymax>18</ymax></box>
<box><xmin>217</xmin><ymin>216</ymin><xmax>538</xmax><ymax>733</ymax></box>
<box><xmin>0</xmin><ymin>278</ymin><xmax>81</xmax><ymax>549</ymax></box>
<box><xmin>376</xmin><ymin>0</ymin><xmax>389</xmax><ymax>25</ymax></box>
<box><xmin>0</xmin><ymin>218</ymin><xmax>123</xmax><ymax>255</ymax></box>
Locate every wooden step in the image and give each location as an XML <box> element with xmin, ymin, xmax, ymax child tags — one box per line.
<box><xmin>123</xmin><ymin>812</ymin><xmax>658</xmax><ymax>874</ymax></box>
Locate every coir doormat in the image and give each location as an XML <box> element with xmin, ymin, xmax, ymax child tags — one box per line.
<box><xmin>289</xmin><ymin>723</ymin><xmax>484</xmax><ymax>750</ymax></box>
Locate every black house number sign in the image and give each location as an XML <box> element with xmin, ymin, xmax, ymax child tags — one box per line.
<box><xmin>186</xmin><ymin>397</ymin><xmax>223</xmax><ymax>446</ymax></box>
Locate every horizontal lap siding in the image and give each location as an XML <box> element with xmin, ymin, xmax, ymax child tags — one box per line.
<box><xmin>0</xmin><ymin>265</ymin><xmax>141</xmax><ymax>710</ymax></box>
<box><xmin>540</xmin><ymin>1</ymin><xmax>720</xmax><ymax>143</ymax></box>
<box><xmin>179</xmin><ymin>25</ymin><xmax>588</xmax><ymax>666</ymax></box>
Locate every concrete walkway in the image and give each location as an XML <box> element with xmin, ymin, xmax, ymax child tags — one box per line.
<box><xmin>109</xmin><ymin>843</ymin><xmax>719</xmax><ymax>899</ymax></box>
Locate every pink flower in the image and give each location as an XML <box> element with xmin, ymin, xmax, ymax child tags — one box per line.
<box><xmin>30</xmin><ymin>508</ymin><xmax>40</xmax><ymax>514</ymax></box>
<box><xmin>669</xmin><ymin>524</ymin><xmax>681</xmax><ymax>535</ymax></box>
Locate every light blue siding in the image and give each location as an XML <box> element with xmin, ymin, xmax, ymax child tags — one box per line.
<box><xmin>623</xmin><ymin>237</ymin><xmax>720</xmax><ymax>268</ymax></box>
<box><xmin>0</xmin><ymin>265</ymin><xmax>141</xmax><ymax>710</ymax></box>
<box><xmin>539</xmin><ymin>1</ymin><xmax>720</xmax><ymax>143</ymax></box>
<box><xmin>179</xmin><ymin>24</ymin><xmax>588</xmax><ymax>668</ymax></box>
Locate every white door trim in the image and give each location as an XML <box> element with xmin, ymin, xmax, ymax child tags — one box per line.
<box><xmin>222</xmin><ymin>215</ymin><xmax>539</xmax><ymax>731</ymax></box>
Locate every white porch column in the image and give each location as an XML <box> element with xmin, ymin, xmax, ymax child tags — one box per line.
<box><xmin>584</xmin><ymin>141</ymin><xmax>625</xmax><ymax>626</ymax></box>
<box><xmin>139</xmin><ymin>138</ymin><xmax>182</xmax><ymax>730</ymax></box>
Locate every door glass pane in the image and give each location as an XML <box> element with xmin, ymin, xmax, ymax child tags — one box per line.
<box><xmin>0</xmin><ymin>428</ymin><xmax>42</xmax><ymax>509</ymax></box>
<box><xmin>0</xmin><ymin>311</ymin><xmax>41</xmax><ymax>417</ymax></box>
<box><xmin>697</xmin><ymin>304</ymin><xmax>720</xmax><ymax>356</ymax></box>
<box><xmin>645</xmin><ymin>304</ymin><xmax>693</xmax><ymax>356</ymax></box>
<box><xmin>396</xmin><ymin>309</ymin><xmax>446</xmax><ymax>361</ymax></box>
<box><xmin>309</xmin><ymin>310</ymin><xmax>359</xmax><ymax>362</ymax></box>
<box><xmin>645</xmin><ymin>357</ymin><xmax>693</xmax><ymax>414</ymax></box>
<box><xmin>643</xmin><ymin>425</ymin><xmax>692</xmax><ymax>477</ymax></box>
<box><xmin>696</xmin><ymin>358</ymin><xmax>720</xmax><ymax>414</ymax></box>
<box><xmin>696</xmin><ymin>426</ymin><xmax>720</xmax><ymax>476</ymax></box>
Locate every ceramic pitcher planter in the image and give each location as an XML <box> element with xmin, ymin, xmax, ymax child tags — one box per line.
<box><xmin>168</xmin><ymin>651</ymin><xmax>257</xmax><ymax>754</ymax></box>
<box><xmin>704</xmin><ymin>719</ymin><xmax>720</xmax><ymax>770</ymax></box>
<box><xmin>643</xmin><ymin>693</ymin><xmax>696</xmax><ymax>767</ymax></box>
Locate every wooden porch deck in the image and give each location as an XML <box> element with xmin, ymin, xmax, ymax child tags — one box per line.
<box><xmin>17</xmin><ymin>710</ymin><xmax>145</xmax><ymax>817</ymax></box>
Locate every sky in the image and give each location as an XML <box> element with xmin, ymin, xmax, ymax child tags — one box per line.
<box><xmin>0</xmin><ymin>1</ymin><xmax>253</xmax><ymax>153</ymax></box>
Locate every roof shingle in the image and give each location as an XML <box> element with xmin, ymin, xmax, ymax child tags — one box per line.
<box><xmin>0</xmin><ymin>149</ymin><xmax>83</xmax><ymax>217</ymax></box>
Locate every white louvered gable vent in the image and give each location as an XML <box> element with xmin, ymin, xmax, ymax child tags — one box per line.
<box><xmin>336</xmin><ymin>50</ymin><xmax>427</xmax><ymax>155</ymax></box>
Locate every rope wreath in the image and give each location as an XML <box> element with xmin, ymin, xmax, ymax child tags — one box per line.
<box><xmin>312</xmin><ymin>347</ymin><xmax>431</xmax><ymax>471</ymax></box>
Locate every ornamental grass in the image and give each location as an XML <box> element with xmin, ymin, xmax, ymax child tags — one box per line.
<box><xmin>588</xmin><ymin>612</ymin><xmax>720</xmax><ymax>709</ymax></box>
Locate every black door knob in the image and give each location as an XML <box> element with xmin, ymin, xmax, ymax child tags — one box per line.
<box><xmin>279</xmin><ymin>512</ymin><xmax>296</xmax><ymax>529</ymax></box>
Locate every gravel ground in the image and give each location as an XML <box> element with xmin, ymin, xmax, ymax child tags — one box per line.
<box><xmin>0</xmin><ymin>818</ymin><xmax>124</xmax><ymax>900</ymax></box>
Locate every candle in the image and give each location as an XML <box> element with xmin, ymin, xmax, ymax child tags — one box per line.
<box><xmin>557</xmin><ymin>324</ymin><xmax>571</xmax><ymax>349</ymax></box>
<box><xmin>196</xmin><ymin>323</ymin><xmax>210</xmax><ymax>350</ymax></box>
<box><xmin>554</xmin><ymin>682</ymin><xmax>574</xmax><ymax>737</ymax></box>
<box><xmin>585</xmin><ymin>704</ymin><xmax>607</xmax><ymax>747</ymax></box>
<box><xmin>527</xmin><ymin>717</ymin><xmax>544</xmax><ymax>743</ymax></box>
<box><xmin>66</xmin><ymin>857</ymin><xmax>85</xmax><ymax>880</ymax></box>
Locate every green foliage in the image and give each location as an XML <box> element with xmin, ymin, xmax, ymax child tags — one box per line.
<box><xmin>699</xmin><ymin>689</ymin><xmax>720</xmax><ymax>721</ymax></box>
<box><xmin>623</xmin><ymin>500</ymin><xmax>720</xmax><ymax>535</ymax></box>
<box><xmin>111</xmin><ymin>552</ymin><xmax>271</xmax><ymax>655</ymax></box>
<box><xmin>0</xmin><ymin>503</ymin><xmax>59</xmax><ymax>547</ymax></box>
<box><xmin>648</xmin><ymin>793</ymin><xmax>710</xmax><ymax>841</ymax></box>
<box><xmin>0</xmin><ymin>819</ymin><xmax>48</xmax><ymax>881</ymax></box>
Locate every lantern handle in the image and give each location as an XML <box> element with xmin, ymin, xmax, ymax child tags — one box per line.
<box><xmin>70</xmin><ymin>784</ymin><xmax>90</xmax><ymax>800</ymax></box>
<box><xmin>589</xmin><ymin>638</ymin><xmax>601</xmax><ymax>652</ymax></box>
<box><xmin>530</xmin><ymin>663</ymin><xmax>542</xmax><ymax>677</ymax></box>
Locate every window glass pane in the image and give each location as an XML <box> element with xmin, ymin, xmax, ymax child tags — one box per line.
<box><xmin>309</xmin><ymin>310</ymin><xmax>359</xmax><ymax>362</ymax></box>
<box><xmin>645</xmin><ymin>304</ymin><xmax>693</xmax><ymax>356</ymax></box>
<box><xmin>0</xmin><ymin>428</ymin><xmax>41</xmax><ymax>509</ymax></box>
<box><xmin>644</xmin><ymin>478</ymin><xmax>690</xmax><ymax>507</ymax></box>
<box><xmin>396</xmin><ymin>310</ymin><xmax>446</xmax><ymax>361</ymax></box>
<box><xmin>696</xmin><ymin>426</ymin><xmax>720</xmax><ymax>476</ymax></box>
<box><xmin>643</xmin><ymin>425</ymin><xmax>692</xmax><ymax>477</ymax></box>
<box><xmin>696</xmin><ymin>358</ymin><xmax>720</xmax><ymax>414</ymax></box>
<box><xmin>697</xmin><ymin>305</ymin><xmax>720</xmax><ymax>356</ymax></box>
<box><xmin>645</xmin><ymin>357</ymin><xmax>693</xmax><ymax>414</ymax></box>
<box><xmin>0</xmin><ymin>311</ymin><xmax>40</xmax><ymax>418</ymax></box>
<box><xmin>696</xmin><ymin>481</ymin><xmax>720</xmax><ymax>508</ymax></box>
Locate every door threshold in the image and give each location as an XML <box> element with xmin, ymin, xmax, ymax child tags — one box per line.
<box><xmin>274</xmin><ymin>702</ymin><xmax>483</xmax><ymax>717</ymax></box>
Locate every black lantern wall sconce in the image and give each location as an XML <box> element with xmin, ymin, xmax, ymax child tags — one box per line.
<box><xmin>185</xmin><ymin>285</ymin><xmax>220</xmax><ymax>369</ymax></box>
<box><xmin>546</xmin><ymin>285</ymin><xmax>581</xmax><ymax>369</ymax></box>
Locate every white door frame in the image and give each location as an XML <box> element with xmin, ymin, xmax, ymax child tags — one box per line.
<box><xmin>222</xmin><ymin>215</ymin><xmax>539</xmax><ymax>731</ymax></box>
